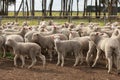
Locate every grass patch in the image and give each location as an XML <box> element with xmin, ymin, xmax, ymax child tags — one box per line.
<box><xmin>2</xmin><ymin>11</ymin><xmax>119</xmax><ymax>26</ymax></box>
<box><xmin>0</xmin><ymin>52</ymin><xmax>14</xmax><ymax>60</ymax></box>
<box><xmin>1</xmin><ymin>17</ymin><xmax>110</xmax><ymax>26</ymax></box>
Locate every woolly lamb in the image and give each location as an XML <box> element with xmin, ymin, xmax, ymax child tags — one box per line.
<box><xmin>54</xmin><ymin>36</ymin><xmax>83</xmax><ymax>67</ymax></box>
<box><xmin>32</xmin><ymin>32</ymin><xmax>68</xmax><ymax>61</ymax></box>
<box><xmin>90</xmin><ymin>32</ymin><xmax>120</xmax><ymax>74</ymax></box>
<box><xmin>5</xmin><ymin>39</ymin><xmax>46</xmax><ymax>69</ymax></box>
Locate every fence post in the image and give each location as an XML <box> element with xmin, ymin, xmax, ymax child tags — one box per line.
<box><xmin>68</xmin><ymin>15</ymin><xmax>72</xmax><ymax>23</ymax></box>
<box><xmin>38</xmin><ymin>16</ymin><xmax>40</xmax><ymax>25</ymax></box>
<box><xmin>104</xmin><ymin>13</ymin><xmax>106</xmax><ymax>25</ymax></box>
<box><xmin>0</xmin><ymin>16</ymin><xmax>2</xmax><ymax>26</ymax></box>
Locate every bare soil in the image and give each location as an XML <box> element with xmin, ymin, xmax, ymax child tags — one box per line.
<box><xmin>0</xmin><ymin>57</ymin><xmax>119</xmax><ymax>80</ymax></box>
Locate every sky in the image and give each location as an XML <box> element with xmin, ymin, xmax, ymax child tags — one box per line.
<box><xmin>8</xmin><ymin>0</ymin><xmax>95</xmax><ymax>11</ymax></box>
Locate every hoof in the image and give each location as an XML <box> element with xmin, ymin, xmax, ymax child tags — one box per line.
<box><xmin>3</xmin><ymin>56</ymin><xmax>6</xmax><ymax>58</ymax></box>
<box><xmin>117</xmin><ymin>70</ymin><xmax>120</xmax><ymax>75</ymax></box>
<box><xmin>28</xmin><ymin>66</ymin><xmax>32</xmax><ymax>69</ymax></box>
<box><xmin>91</xmin><ymin>64</ymin><xmax>95</xmax><ymax>68</ymax></box>
<box><xmin>14</xmin><ymin>65</ymin><xmax>18</xmax><ymax>67</ymax></box>
<box><xmin>61</xmin><ymin>64</ymin><xmax>64</xmax><ymax>67</ymax></box>
<box><xmin>73</xmin><ymin>64</ymin><xmax>77</xmax><ymax>67</ymax></box>
<box><xmin>80</xmin><ymin>62</ymin><xmax>83</xmax><ymax>65</ymax></box>
<box><xmin>49</xmin><ymin>59</ymin><xmax>52</xmax><ymax>62</ymax></box>
<box><xmin>21</xmin><ymin>65</ymin><xmax>24</xmax><ymax>68</ymax></box>
<box><xmin>56</xmin><ymin>63</ymin><xmax>59</xmax><ymax>66</ymax></box>
<box><xmin>108</xmin><ymin>71</ymin><xmax>112</xmax><ymax>74</ymax></box>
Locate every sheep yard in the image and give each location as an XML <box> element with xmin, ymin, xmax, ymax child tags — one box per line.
<box><xmin>0</xmin><ymin>19</ymin><xmax>120</xmax><ymax>80</ymax></box>
<box><xmin>1</xmin><ymin>0</ymin><xmax>120</xmax><ymax>79</ymax></box>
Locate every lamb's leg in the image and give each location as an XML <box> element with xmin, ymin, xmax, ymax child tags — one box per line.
<box><xmin>20</xmin><ymin>55</ymin><xmax>25</xmax><ymax>68</ymax></box>
<box><xmin>86</xmin><ymin>41</ymin><xmax>96</xmax><ymax>66</ymax></box>
<box><xmin>56</xmin><ymin>52</ymin><xmax>61</xmax><ymax>66</ymax></box>
<box><xmin>117</xmin><ymin>55</ymin><xmax>120</xmax><ymax>74</ymax></box>
<box><xmin>80</xmin><ymin>52</ymin><xmax>84</xmax><ymax>65</ymax></box>
<box><xmin>107</xmin><ymin>56</ymin><xmax>112</xmax><ymax>74</ymax></box>
<box><xmin>48</xmin><ymin>49</ymin><xmax>53</xmax><ymax>61</ymax></box>
<box><xmin>86</xmin><ymin>50</ymin><xmax>91</xmax><ymax>66</ymax></box>
<box><xmin>14</xmin><ymin>54</ymin><xmax>19</xmax><ymax>67</ymax></box>
<box><xmin>61</xmin><ymin>53</ymin><xmax>65</xmax><ymax>67</ymax></box>
<box><xmin>2</xmin><ymin>47</ymin><xmax>6</xmax><ymax>58</ymax></box>
<box><xmin>73</xmin><ymin>56</ymin><xmax>80</xmax><ymax>67</ymax></box>
<box><xmin>39</xmin><ymin>53</ymin><xmax>46</xmax><ymax>68</ymax></box>
<box><xmin>106</xmin><ymin>61</ymin><xmax>108</xmax><ymax>68</ymax></box>
<box><xmin>28</xmin><ymin>56</ymin><xmax>37</xmax><ymax>69</ymax></box>
<box><xmin>92</xmin><ymin>49</ymin><xmax>101</xmax><ymax>67</ymax></box>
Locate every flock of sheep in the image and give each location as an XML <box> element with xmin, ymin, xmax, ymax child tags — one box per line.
<box><xmin>0</xmin><ymin>20</ymin><xmax>120</xmax><ymax>74</ymax></box>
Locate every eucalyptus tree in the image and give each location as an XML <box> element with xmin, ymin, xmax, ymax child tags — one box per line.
<box><xmin>42</xmin><ymin>0</ymin><xmax>47</xmax><ymax>16</ymax></box>
<box><xmin>77</xmin><ymin>0</ymin><xmax>79</xmax><ymax>16</ymax></box>
<box><xmin>48</xmin><ymin>0</ymin><xmax>54</xmax><ymax>16</ymax></box>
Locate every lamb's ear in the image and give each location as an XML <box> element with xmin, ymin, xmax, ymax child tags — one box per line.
<box><xmin>29</xmin><ymin>27</ymin><xmax>32</xmax><ymax>30</ymax></box>
<box><xmin>95</xmin><ymin>32</ymin><xmax>99</xmax><ymax>35</ymax></box>
<box><xmin>99</xmin><ymin>33</ymin><xmax>104</xmax><ymax>36</ymax></box>
<box><xmin>51</xmin><ymin>36</ymin><xmax>54</xmax><ymax>39</ymax></box>
<box><xmin>53</xmin><ymin>26</ymin><xmax>56</xmax><ymax>29</ymax></box>
<box><xmin>8</xmin><ymin>39</ymin><xmax>12</xmax><ymax>41</ymax></box>
<box><xmin>35</xmin><ymin>33</ymin><xmax>39</xmax><ymax>36</ymax></box>
<box><xmin>36</xmin><ymin>33</ymin><xmax>39</xmax><ymax>36</ymax></box>
<box><xmin>70</xmin><ymin>31</ymin><xmax>73</xmax><ymax>34</ymax></box>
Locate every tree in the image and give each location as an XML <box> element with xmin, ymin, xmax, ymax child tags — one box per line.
<box><xmin>16</xmin><ymin>0</ymin><xmax>24</xmax><ymax>16</ymax></box>
<box><xmin>42</xmin><ymin>0</ymin><xmax>47</xmax><ymax>16</ymax></box>
<box><xmin>83</xmin><ymin>0</ymin><xmax>87</xmax><ymax>17</ymax></box>
<box><xmin>31</xmin><ymin>0</ymin><xmax>35</xmax><ymax>16</ymax></box>
<box><xmin>26</xmin><ymin>0</ymin><xmax>29</xmax><ymax>16</ymax></box>
<box><xmin>77</xmin><ymin>0</ymin><xmax>79</xmax><ymax>16</ymax></box>
<box><xmin>48</xmin><ymin>0</ymin><xmax>54</xmax><ymax>16</ymax></box>
<box><xmin>0</xmin><ymin>0</ymin><xmax>8</xmax><ymax>15</ymax></box>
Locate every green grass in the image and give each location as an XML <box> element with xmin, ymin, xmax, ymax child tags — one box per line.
<box><xmin>1</xmin><ymin>17</ymin><xmax>109</xmax><ymax>26</ymax></box>
<box><xmin>1</xmin><ymin>11</ymin><xmax>119</xmax><ymax>26</ymax></box>
<box><xmin>0</xmin><ymin>52</ymin><xmax>14</xmax><ymax>60</ymax></box>
<box><xmin>8</xmin><ymin>11</ymin><xmax>84</xmax><ymax>16</ymax></box>
<box><xmin>2</xmin><ymin>11</ymin><xmax>120</xmax><ymax>26</ymax></box>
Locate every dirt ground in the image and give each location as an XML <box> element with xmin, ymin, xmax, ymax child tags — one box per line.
<box><xmin>0</xmin><ymin>57</ymin><xmax>120</xmax><ymax>80</ymax></box>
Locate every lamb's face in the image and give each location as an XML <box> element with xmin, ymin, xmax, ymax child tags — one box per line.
<box><xmin>5</xmin><ymin>39</ymin><xmax>12</xmax><ymax>46</ymax></box>
<box><xmin>32</xmin><ymin>33</ymin><xmax>39</xmax><ymax>41</ymax></box>
<box><xmin>54</xmin><ymin>36</ymin><xmax>61</xmax><ymax>43</ymax></box>
<box><xmin>22</xmin><ymin>27</ymin><xmax>28</xmax><ymax>33</ymax></box>
<box><xmin>90</xmin><ymin>32</ymin><xmax>99</xmax><ymax>42</ymax></box>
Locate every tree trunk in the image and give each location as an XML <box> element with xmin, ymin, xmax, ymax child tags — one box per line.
<box><xmin>70</xmin><ymin>0</ymin><xmax>73</xmax><ymax>16</ymax></box>
<box><xmin>65</xmin><ymin>0</ymin><xmax>68</xmax><ymax>15</ymax></box>
<box><xmin>83</xmin><ymin>0</ymin><xmax>87</xmax><ymax>17</ymax></box>
<box><xmin>30</xmin><ymin>0</ymin><xmax>32</xmax><ymax>16</ymax></box>
<box><xmin>60</xmin><ymin>0</ymin><xmax>63</xmax><ymax>16</ymax></box>
<box><xmin>31</xmin><ymin>0</ymin><xmax>34</xmax><ymax>16</ymax></box>
<box><xmin>48</xmin><ymin>0</ymin><xmax>53</xmax><ymax>16</ymax></box>
<box><xmin>0</xmin><ymin>0</ymin><xmax>1</xmax><ymax>14</ymax></box>
<box><xmin>95</xmin><ymin>0</ymin><xmax>98</xmax><ymax>18</ymax></box>
<box><xmin>63</xmin><ymin>0</ymin><xmax>65</xmax><ymax>16</ymax></box>
<box><xmin>16</xmin><ymin>0</ymin><xmax>23</xmax><ymax>16</ymax></box>
<box><xmin>2</xmin><ymin>0</ymin><xmax>5</xmax><ymax>14</ymax></box>
<box><xmin>98</xmin><ymin>0</ymin><xmax>101</xmax><ymax>17</ymax></box>
<box><xmin>68</xmin><ymin>0</ymin><xmax>71</xmax><ymax>15</ymax></box>
<box><xmin>42</xmin><ymin>0</ymin><xmax>47</xmax><ymax>17</ymax></box>
<box><xmin>26</xmin><ymin>0</ymin><xmax>29</xmax><ymax>16</ymax></box>
<box><xmin>77</xmin><ymin>0</ymin><xmax>79</xmax><ymax>16</ymax></box>
<box><xmin>23</xmin><ymin>0</ymin><xmax>25</xmax><ymax>17</ymax></box>
<box><xmin>14</xmin><ymin>0</ymin><xmax>16</xmax><ymax>16</ymax></box>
